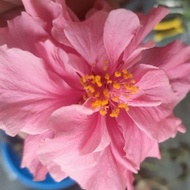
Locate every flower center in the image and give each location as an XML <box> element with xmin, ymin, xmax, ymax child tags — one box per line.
<box><xmin>80</xmin><ymin>69</ymin><xmax>139</xmax><ymax>117</ymax></box>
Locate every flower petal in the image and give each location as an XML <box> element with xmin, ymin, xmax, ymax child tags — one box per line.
<box><xmin>22</xmin><ymin>131</ymin><xmax>68</xmax><ymax>181</ymax></box>
<box><xmin>38</xmin><ymin>105</ymin><xmax>103</xmax><ymax>175</ymax></box>
<box><xmin>135</xmin><ymin>6</ymin><xmax>169</xmax><ymax>46</ymax></box>
<box><xmin>22</xmin><ymin>0</ymin><xmax>60</xmax><ymax>22</ymax></box>
<box><xmin>51</xmin><ymin>0</ymin><xmax>80</xmax><ymax>47</ymax></box>
<box><xmin>141</xmin><ymin>40</ymin><xmax>190</xmax><ymax>104</ymax></box>
<box><xmin>128</xmin><ymin>64</ymin><xmax>173</xmax><ymax>106</ymax></box>
<box><xmin>0</xmin><ymin>46</ymin><xmax>77</xmax><ymax>136</ymax></box>
<box><xmin>128</xmin><ymin>106</ymin><xmax>183</xmax><ymax>142</ymax></box>
<box><xmin>126</xmin><ymin>6</ymin><xmax>169</xmax><ymax>57</ymax></box>
<box><xmin>51</xmin><ymin>0</ymin><xmax>81</xmax><ymax>47</ymax></box>
<box><xmin>62</xmin><ymin>147</ymin><xmax>132</xmax><ymax>190</ymax></box>
<box><xmin>0</xmin><ymin>12</ymin><xmax>47</xmax><ymax>55</ymax></box>
<box><xmin>117</xmin><ymin>111</ymin><xmax>160</xmax><ymax>167</ymax></box>
<box><xmin>64</xmin><ymin>11</ymin><xmax>108</xmax><ymax>64</ymax></box>
<box><xmin>21</xmin><ymin>131</ymin><xmax>53</xmax><ymax>180</ymax></box>
<box><xmin>85</xmin><ymin>0</ymin><xmax>111</xmax><ymax>18</ymax></box>
<box><xmin>106</xmin><ymin>117</ymin><xmax>138</xmax><ymax>172</ymax></box>
<box><xmin>142</xmin><ymin>40</ymin><xmax>190</xmax><ymax>72</ymax></box>
<box><xmin>123</xmin><ymin>40</ymin><xmax>155</xmax><ymax>68</ymax></box>
<box><xmin>36</xmin><ymin>40</ymin><xmax>89</xmax><ymax>89</ymax></box>
<box><xmin>104</xmin><ymin>9</ymin><xmax>140</xmax><ymax>64</ymax></box>
<box><xmin>80</xmin><ymin>115</ymin><xmax>110</xmax><ymax>154</ymax></box>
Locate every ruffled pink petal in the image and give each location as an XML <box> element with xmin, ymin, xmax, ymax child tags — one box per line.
<box><xmin>67</xmin><ymin>53</ymin><xmax>91</xmax><ymax>76</ymax></box>
<box><xmin>104</xmin><ymin>9</ymin><xmax>140</xmax><ymax>65</ymax></box>
<box><xmin>80</xmin><ymin>115</ymin><xmax>110</xmax><ymax>154</ymax></box>
<box><xmin>52</xmin><ymin>25</ymin><xmax>74</xmax><ymax>49</ymax></box>
<box><xmin>85</xmin><ymin>0</ymin><xmax>112</xmax><ymax>18</ymax></box>
<box><xmin>141</xmin><ymin>40</ymin><xmax>190</xmax><ymax>104</ymax></box>
<box><xmin>117</xmin><ymin>111</ymin><xmax>160</xmax><ymax>167</ymax></box>
<box><xmin>22</xmin><ymin>0</ymin><xmax>78</xmax><ymax>37</ymax></box>
<box><xmin>21</xmin><ymin>131</ymin><xmax>54</xmax><ymax>180</ymax></box>
<box><xmin>142</xmin><ymin>40</ymin><xmax>190</xmax><ymax>72</ymax></box>
<box><xmin>128</xmin><ymin>64</ymin><xmax>174</xmax><ymax>107</ymax></box>
<box><xmin>38</xmin><ymin>105</ymin><xmax>109</xmax><ymax>177</ymax></box>
<box><xmin>64</xmin><ymin>147</ymin><xmax>132</xmax><ymax>190</ymax></box>
<box><xmin>123</xmin><ymin>40</ymin><xmax>155</xmax><ymax>68</ymax></box>
<box><xmin>164</xmin><ymin>62</ymin><xmax>190</xmax><ymax>104</ymax></box>
<box><xmin>125</xmin><ymin>171</ymin><xmax>134</xmax><ymax>190</ymax></box>
<box><xmin>0</xmin><ymin>12</ymin><xmax>47</xmax><ymax>55</ymax></box>
<box><xmin>0</xmin><ymin>46</ymin><xmax>79</xmax><ymax>136</ymax></box>
<box><xmin>52</xmin><ymin>0</ymin><xmax>110</xmax><ymax>47</ymax></box>
<box><xmin>106</xmin><ymin>117</ymin><xmax>138</xmax><ymax>172</ymax></box>
<box><xmin>64</xmin><ymin>11</ymin><xmax>108</xmax><ymax>64</ymax></box>
<box><xmin>46</xmin><ymin>162</ymin><xmax>68</xmax><ymax>182</ymax></box>
<box><xmin>135</xmin><ymin>6</ymin><xmax>169</xmax><ymax>46</ymax></box>
<box><xmin>51</xmin><ymin>0</ymin><xmax>79</xmax><ymax>47</ymax></box>
<box><xmin>22</xmin><ymin>0</ymin><xmax>61</xmax><ymax>22</ymax></box>
<box><xmin>22</xmin><ymin>131</ymin><xmax>68</xmax><ymax>181</ymax></box>
<box><xmin>128</xmin><ymin>106</ymin><xmax>183</xmax><ymax>142</ymax></box>
<box><xmin>125</xmin><ymin>6</ymin><xmax>168</xmax><ymax>59</ymax></box>
<box><xmin>36</xmin><ymin>40</ymin><xmax>89</xmax><ymax>89</ymax></box>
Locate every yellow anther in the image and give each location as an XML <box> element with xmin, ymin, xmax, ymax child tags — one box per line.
<box><xmin>123</xmin><ymin>74</ymin><xmax>129</xmax><ymax>79</ymax></box>
<box><xmin>114</xmin><ymin>71</ymin><xmax>121</xmax><ymax>77</ymax></box>
<box><xmin>84</xmin><ymin>85</ymin><xmax>89</xmax><ymax>90</ymax></box>
<box><xmin>92</xmin><ymin>99</ymin><xmax>102</xmax><ymax>109</ymax></box>
<box><xmin>112</xmin><ymin>96</ymin><xmax>119</xmax><ymax>102</ymax></box>
<box><xmin>125</xmin><ymin>84</ymin><xmax>131</xmax><ymax>90</ymax></box>
<box><xmin>105</xmin><ymin>74</ymin><xmax>113</xmax><ymax>84</ymax></box>
<box><xmin>83</xmin><ymin>94</ymin><xmax>87</xmax><ymax>101</ymax></box>
<box><xmin>88</xmin><ymin>85</ymin><xmax>95</xmax><ymax>93</ymax></box>
<box><xmin>103</xmin><ymin>66</ymin><xmax>108</xmax><ymax>71</ymax></box>
<box><xmin>118</xmin><ymin>103</ymin><xmax>129</xmax><ymax>111</ymax></box>
<box><xmin>96</xmin><ymin>81</ymin><xmax>102</xmax><ymax>87</ymax></box>
<box><xmin>94</xmin><ymin>75</ymin><xmax>102</xmax><ymax>87</ymax></box>
<box><xmin>103</xmin><ymin>89</ymin><xmax>109</xmax><ymax>98</ymax></box>
<box><xmin>101</xmin><ymin>99</ymin><xmax>109</xmax><ymax>106</ymax></box>
<box><xmin>110</xmin><ymin>108</ymin><xmax>120</xmax><ymax>117</ymax></box>
<box><xmin>125</xmin><ymin>84</ymin><xmax>139</xmax><ymax>94</ymax></box>
<box><xmin>81</xmin><ymin>76</ymin><xmax>87</xmax><ymax>84</ymax></box>
<box><xmin>113</xmin><ymin>82</ymin><xmax>120</xmax><ymax>89</ymax></box>
<box><xmin>118</xmin><ymin>103</ymin><xmax>126</xmax><ymax>108</ymax></box>
<box><xmin>107</xmin><ymin>80</ymin><xmax>113</xmax><ymax>84</ymax></box>
<box><xmin>87</xmin><ymin>75</ymin><xmax>95</xmax><ymax>80</ymax></box>
<box><xmin>104</xmin><ymin>73</ymin><xmax>110</xmax><ymax>80</ymax></box>
<box><xmin>99</xmin><ymin>109</ymin><xmax>107</xmax><ymax>116</ymax></box>
<box><xmin>122</xmin><ymin>69</ymin><xmax>128</xmax><ymax>74</ymax></box>
<box><xmin>95</xmin><ymin>92</ymin><xmax>100</xmax><ymax>98</ymax></box>
<box><xmin>125</xmin><ymin>106</ymin><xmax>129</xmax><ymax>111</ymax></box>
<box><xmin>123</xmin><ymin>73</ymin><xmax>133</xmax><ymax>79</ymax></box>
<box><xmin>128</xmin><ymin>73</ymin><xmax>133</xmax><ymax>78</ymax></box>
<box><xmin>130</xmin><ymin>79</ymin><xmax>136</xmax><ymax>84</ymax></box>
<box><xmin>87</xmin><ymin>91</ymin><xmax>93</xmax><ymax>97</ymax></box>
<box><xmin>131</xmin><ymin>86</ymin><xmax>139</xmax><ymax>94</ymax></box>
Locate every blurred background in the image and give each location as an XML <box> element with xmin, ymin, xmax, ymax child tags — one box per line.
<box><xmin>125</xmin><ymin>0</ymin><xmax>190</xmax><ymax>189</ymax></box>
<box><xmin>0</xmin><ymin>0</ymin><xmax>190</xmax><ymax>190</ymax></box>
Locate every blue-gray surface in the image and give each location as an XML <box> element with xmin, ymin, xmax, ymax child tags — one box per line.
<box><xmin>0</xmin><ymin>149</ymin><xmax>81</xmax><ymax>190</ymax></box>
<box><xmin>0</xmin><ymin>154</ymin><xmax>28</xmax><ymax>190</ymax></box>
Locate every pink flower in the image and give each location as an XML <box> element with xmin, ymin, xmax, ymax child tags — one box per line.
<box><xmin>0</xmin><ymin>1</ymin><xmax>190</xmax><ymax>190</ymax></box>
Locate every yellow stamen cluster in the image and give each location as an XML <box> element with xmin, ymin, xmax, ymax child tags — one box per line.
<box><xmin>80</xmin><ymin>68</ymin><xmax>139</xmax><ymax>118</ymax></box>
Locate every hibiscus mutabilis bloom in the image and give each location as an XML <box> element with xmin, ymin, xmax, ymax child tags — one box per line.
<box><xmin>0</xmin><ymin>0</ymin><xmax>190</xmax><ymax>189</ymax></box>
